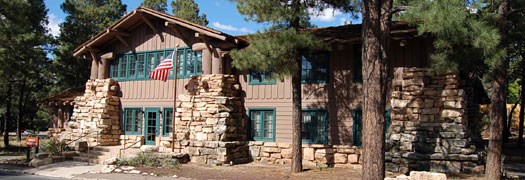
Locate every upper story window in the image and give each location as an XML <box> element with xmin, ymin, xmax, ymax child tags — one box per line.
<box><xmin>110</xmin><ymin>48</ymin><xmax>202</xmax><ymax>81</ymax></box>
<box><xmin>302</xmin><ymin>52</ymin><xmax>329</xmax><ymax>84</ymax></box>
<box><xmin>352</xmin><ymin>45</ymin><xmax>362</xmax><ymax>83</ymax></box>
<box><xmin>248</xmin><ymin>71</ymin><xmax>275</xmax><ymax>85</ymax></box>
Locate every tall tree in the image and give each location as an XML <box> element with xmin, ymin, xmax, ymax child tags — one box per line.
<box><xmin>360</xmin><ymin>0</ymin><xmax>392</xmax><ymax>179</ymax></box>
<box><xmin>230</xmin><ymin>0</ymin><xmax>354</xmax><ymax>173</ymax></box>
<box><xmin>141</xmin><ymin>0</ymin><xmax>167</xmax><ymax>12</ymax></box>
<box><xmin>0</xmin><ymin>0</ymin><xmax>51</xmax><ymax>146</ymax></box>
<box><xmin>171</xmin><ymin>0</ymin><xmax>208</xmax><ymax>26</ymax></box>
<box><xmin>52</xmin><ymin>0</ymin><xmax>126</xmax><ymax>92</ymax></box>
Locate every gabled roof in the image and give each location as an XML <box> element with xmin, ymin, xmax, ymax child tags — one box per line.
<box><xmin>41</xmin><ymin>86</ymin><xmax>85</xmax><ymax>106</ymax></box>
<box><xmin>73</xmin><ymin>7</ymin><xmax>246</xmax><ymax>57</ymax></box>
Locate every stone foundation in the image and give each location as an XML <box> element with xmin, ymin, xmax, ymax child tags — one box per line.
<box><xmin>59</xmin><ymin>79</ymin><xmax>121</xmax><ymax>146</ymax></box>
<box><xmin>161</xmin><ymin>74</ymin><xmax>248</xmax><ymax>165</ymax></box>
<box><xmin>386</xmin><ymin>68</ymin><xmax>483</xmax><ymax>174</ymax></box>
<box><xmin>248</xmin><ymin>141</ymin><xmax>361</xmax><ymax>168</ymax></box>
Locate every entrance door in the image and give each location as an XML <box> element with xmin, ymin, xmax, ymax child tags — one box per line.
<box><xmin>144</xmin><ymin>108</ymin><xmax>160</xmax><ymax>145</ymax></box>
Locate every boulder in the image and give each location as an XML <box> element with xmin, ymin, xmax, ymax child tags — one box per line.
<box><xmin>101</xmin><ymin>165</ymin><xmax>116</xmax><ymax>173</ymax></box>
<box><xmin>409</xmin><ymin>171</ymin><xmax>447</xmax><ymax>180</ymax></box>
<box><xmin>172</xmin><ymin>153</ymin><xmax>190</xmax><ymax>163</ymax></box>
<box><xmin>29</xmin><ymin>157</ymin><xmax>53</xmax><ymax>167</ymax></box>
<box><xmin>103</xmin><ymin>157</ymin><xmax>118</xmax><ymax>165</ymax></box>
<box><xmin>34</xmin><ymin>153</ymin><xmax>50</xmax><ymax>159</ymax></box>
<box><xmin>140</xmin><ymin>145</ymin><xmax>159</xmax><ymax>153</ymax></box>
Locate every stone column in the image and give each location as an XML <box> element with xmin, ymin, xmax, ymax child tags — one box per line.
<box><xmin>192</xmin><ymin>42</ymin><xmax>212</xmax><ymax>74</ymax></box>
<box><xmin>98</xmin><ymin>58</ymin><xmax>110</xmax><ymax>79</ymax></box>
<box><xmin>211</xmin><ymin>48</ymin><xmax>222</xmax><ymax>74</ymax></box>
<box><xmin>57</xmin><ymin>106</ymin><xmax>65</xmax><ymax>128</ymax></box>
<box><xmin>52</xmin><ymin>106</ymin><xmax>59</xmax><ymax>128</ymax></box>
<box><xmin>90</xmin><ymin>59</ymin><xmax>99</xmax><ymax>79</ymax></box>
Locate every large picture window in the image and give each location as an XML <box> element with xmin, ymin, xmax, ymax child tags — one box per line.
<box><xmin>301</xmin><ymin>52</ymin><xmax>329</xmax><ymax>84</ymax></box>
<box><xmin>302</xmin><ymin>109</ymin><xmax>328</xmax><ymax>144</ymax></box>
<box><xmin>249</xmin><ymin>109</ymin><xmax>275</xmax><ymax>141</ymax></box>
<box><xmin>163</xmin><ymin>108</ymin><xmax>173</xmax><ymax>136</ymax></box>
<box><xmin>123</xmin><ymin>108</ymin><xmax>142</xmax><ymax>135</ymax></box>
<box><xmin>109</xmin><ymin>48</ymin><xmax>201</xmax><ymax>81</ymax></box>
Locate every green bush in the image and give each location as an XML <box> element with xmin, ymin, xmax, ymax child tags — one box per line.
<box><xmin>115</xmin><ymin>153</ymin><xmax>179</xmax><ymax>168</ymax></box>
<box><xmin>40</xmin><ymin>138</ymin><xmax>67</xmax><ymax>156</ymax></box>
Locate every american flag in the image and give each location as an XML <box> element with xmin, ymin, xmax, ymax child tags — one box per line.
<box><xmin>149</xmin><ymin>51</ymin><xmax>175</xmax><ymax>82</ymax></box>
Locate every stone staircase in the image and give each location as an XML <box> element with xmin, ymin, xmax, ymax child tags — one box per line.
<box><xmin>72</xmin><ymin>145</ymin><xmax>141</xmax><ymax>164</ymax></box>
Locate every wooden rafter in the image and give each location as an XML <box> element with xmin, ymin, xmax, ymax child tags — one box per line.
<box><xmin>140</xmin><ymin>13</ymin><xmax>157</xmax><ymax>33</ymax></box>
<box><xmin>108</xmin><ymin>29</ymin><xmax>130</xmax><ymax>37</ymax></box>
<box><xmin>115</xmin><ymin>34</ymin><xmax>130</xmax><ymax>48</ymax></box>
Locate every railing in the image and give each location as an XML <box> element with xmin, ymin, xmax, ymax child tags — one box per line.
<box><xmin>119</xmin><ymin>138</ymin><xmax>142</xmax><ymax>159</ymax></box>
<box><xmin>62</xmin><ymin>124</ymin><xmax>100</xmax><ymax>165</ymax></box>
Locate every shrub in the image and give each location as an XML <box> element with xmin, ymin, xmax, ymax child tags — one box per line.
<box><xmin>115</xmin><ymin>152</ymin><xmax>179</xmax><ymax>168</ymax></box>
<box><xmin>40</xmin><ymin>138</ymin><xmax>67</xmax><ymax>156</ymax></box>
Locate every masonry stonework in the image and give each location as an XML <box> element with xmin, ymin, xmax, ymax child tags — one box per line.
<box><xmin>386</xmin><ymin>68</ymin><xmax>484</xmax><ymax>174</ymax></box>
<box><xmin>59</xmin><ymin>79</ymin><xmax>121</xmax><ymax>146</ymax></box>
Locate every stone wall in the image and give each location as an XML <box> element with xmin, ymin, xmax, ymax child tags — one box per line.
<box><xmin>160</xmin><ymin>74</ymin><xmax>248</xmax><ymax>165</ymax></box>
<box><xmin>248</xmin><ymin>142</ymin><xmax>362</xmax><ymax>168</ymax></box>
<box><xmin>386</xmin><ymin>68</ymin><xmax>483</xmax><ymax>174</ymax></box>
<box><xmin>59</xmin><ymin>79</ymin><xmax>121</xmax><ymax>146</ymax></box>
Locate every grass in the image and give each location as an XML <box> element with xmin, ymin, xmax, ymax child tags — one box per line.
<box><xmin>0</xmin><ymin>135</ymin><xmax>49</xmax><ymax>157</ymax></box>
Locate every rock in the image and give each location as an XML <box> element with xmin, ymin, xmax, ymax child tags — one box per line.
<box><xmin>103</xmin><ymin>157</ymin><xmax>118</xmax><ymax>165</ymax></box>
<box><xmin>395</xmin><ymin>175</ymin><xmax>410</xmax><ymax>180</ymax></box>
<box><xmin>303</xmin><ymin>148</ymin><xmax>315</xmax><ymax>161</ymax></box>
<box><xmin>281</xmin><ymin>148</ymin><xmax>292</xmax><ymax>159</ymax></box>
<box><xmin>75</xmin><ymin>141</ymin><xmax>88</xmax><ymax>152</ymax></box>
<box><xmin>172</xmin><ymin>153</ymin><xmax>190</xmax><ymax>163</ymax></box>
<box><xmin>114</xmin><ymin>169</ymin><xmax>122</xmax><ymax>173</ymax></box>
<box><xmin>29</xmin><ymin>157</ymin><xmax>53</xmax><ymax>167</ymax></box>
<box><xmin>334</xmin><ymin>153</ymin><xmax>348</xmax><ymax>164</ymax></box>
<box><xmin>61</xmin><ymin>151</ymin><xmax>78</xmax><ymax>159</ymax></box>
<box><xmin>101</xmin><ymin>165</ymin><xmax>116</xmax><ymax>173</ymax></box>
<box><xmin>409</xmin><ymin>171</ymin><xmax>447</xmax><ymax>180</ymax></box>
<box><xmin>348</xmin><ymin>154</ymin><xmax>359</xmax><ymax>164</ymax></box>
<box><xmin>129</xmin><ymin>170</ymin><xmax>141</xmax><ymax>174</ymax></box>
<box><xmin>120</xmin><ymin>166</ymin><xmax>134</xmax><ymax>170</ymax></box>
<box><xmin>34</xmin><ymin>153</ymin><xmax>50</xmax><ymax>159</ymax></box>
<box><xmin>140</xmin><ymin>145</ymin><xmax>159</xmax><ymax>153</ymax></box>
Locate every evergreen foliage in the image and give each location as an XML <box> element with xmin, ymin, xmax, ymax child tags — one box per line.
<box><xmin>171</xmin><ymin>0</ymin><xmax>208</xmax><ymax>26</ymax></box>
<box><xmin>141</xmin><ymin>0</ymin><xmax>168</xmax><ymax>12</ymax></box>
<box><xmin>52</xmin><ymin>0</ymin><xmax>126</xmax><ymax>93</ymax></box>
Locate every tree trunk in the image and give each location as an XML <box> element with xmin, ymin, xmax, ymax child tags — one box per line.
<box><xmin>290</xmin><ymin>0</ymin><xmax>303</xmax><ymax>173</ymax></box>
<box><xmin>16</xmin><ymin>79</ymin><xmax>25</xmax><ymax>141</ymax></box>
<box><xmin>507</xmin><ymin>97</ymin><xmax>520</xmax><ymax>141</ymax></box>
<box><xmin>4</xmin><ymin>83</ymin><xmax>13</xmax><ymax>147</ymax></box>
<box><xmin>519</xmin><ymin>57</ymin><xmax>525</xmax><ymax>147</ymax></box>
<box><xmin>486</xmin><ymin>1</ymin><xmax>509</xmax><ymax>179</ymax></box>
<box><xmin>361</xmin><ymin>0</ymin><xmax>391</xmax><ymax>179</ymax></box>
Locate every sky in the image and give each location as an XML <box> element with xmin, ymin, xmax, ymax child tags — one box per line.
<box><xmin>44</xmin><ymin>0</ymin><xmax>359</xmax><ymax>37</ymax></box>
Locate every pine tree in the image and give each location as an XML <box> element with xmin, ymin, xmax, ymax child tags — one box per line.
<box><xmin>230</xmin><ymin>0</ymin><xmax>354</xmax><ymax>173</ymax></box>
<box><xmin>141</xmin><ymin>0</ymin><xmax>167</xmax><ymax>12</ymax></box>
<box><xmin>52</xmin><ymin>0</ymin><xmax>126</xmax><ymax>92</ymax></box>
<box><xmin>0</xmin><ymin>0</ymin><xmax>52</xmax><ymax>146</ymax></box>
<box><xmin>171</xmin><ymin>0</ymin><xmax>208</xmax><ymax>26</ymax></box>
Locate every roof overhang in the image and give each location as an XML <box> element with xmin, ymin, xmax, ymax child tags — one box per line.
<box><xmin>73</xmin><ymin>7</ymin><xmax>247</xmax><ymax>57</ymax></box>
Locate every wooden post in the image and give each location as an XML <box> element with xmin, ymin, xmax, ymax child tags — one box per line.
<box><xmin>171</xmin><ymin>49</ymin><xmax>179</xmax><ymax>152</ymax></box>
<box><xmin>211</xmin><ymin>48</ymin><xmax>223</xmax><ymax>74</ymax></box>
<box><xmin>90</xmin><ymin>59</ymin><xmax>99</xmax><ymax>79</ymax></box>
<box><xmin>98</xmin><ymin>58</ymin><xmax>110</xmax><ymax>79</ymax></box>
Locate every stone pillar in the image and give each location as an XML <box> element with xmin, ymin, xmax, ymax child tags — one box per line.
<box><xmin>52</xmin><ymin>106</ymin><xmax>59</xmax><ymax>128</ymax></box>
<box><xmin>192</xmin><ymin>42</ymin><xmax>212</xmax><ymax>75</ymax></box>
<box><xmin>98</xmin><ymin>58</ymin><xmax>110</xmax><ymax>79</ymax></box>
<box><xmin>90</xmin><ymin>59</ymin><xmax>99</xmax><ymax>79</ymax></box>
<box><xmin>211</xmin><ymin>48</ymin><xmax>222</xmax><ymax>74</ymax></box>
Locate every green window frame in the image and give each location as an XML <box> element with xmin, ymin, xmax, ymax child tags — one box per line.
<box><xmin>248</xmin><ymin>108</ymin><xmax>276</xmax><ymax>142</ymax></box>
<box><xmin>301</xmin><ymin>109</ymin><xmax>328</xmax><ymax>144</ymax></box>
<box><xmin>123</xmin><ymin>108</ymin><xmax>143</xmax><ymax>135</ymax></box>
<box><xmin>352</xmin><ymin>45</ymin><xmax>362</xmax><ymax>83</ymax></box>
<box><xmin>352</xmin><ymin>108</ymin><xmax>391</xmax><ymax>146</ymax></box>
<box><xmin>175</xmin><ymin>47</ymin><xmax>202</xmax><ymax>78</ymax></box>
<box><xmin>110</xmin><ymin>49</ymin><xmax>187</xmax><ymax>81</ymax></box>
<box><xmin>163</xmin><ymin>107</ymin><xmax>173</xmax><ymax>137</ymax></box>
<box><xmin>301</xmin><ymin>52</ymin><xmax>330</xmax><ymax>84</ymax></box>
<box><xmin>248</xmin><ymin>70</ymin><xmax>276</xmax><ymax>85</ymax></box>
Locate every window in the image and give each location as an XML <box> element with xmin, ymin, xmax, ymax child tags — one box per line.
<box><xmin>352</xmin><ymin>45</ymin><xmax>362</xmax><ymax>83</ymax></box>
<box><xmin>123</xmin><ymin>108</ymin><xmax>142</xmax><ymax>135</ymax></box>
<box><xmin>249</xmin><ymin>109</ymin><xmax>275</xmax><ymax>141</ymax></box>
<box><xmin>248</xmin><ymin>71</ymin><xmax>275</xmax><ymax>85</ymax></box>
<box><xmin>302</xmin><ymin>109</ymin><xmax>328</xmax><ymax>144</ymax></box>
<box><xmin>176</xmin><ymin>47</ymin><xmax>202</xmax><ymax>78</ymax></box>
<box><xmin>110</xmin><ymin>49</ymin><xmax>196</xmax><ymax>81</ymax></box>
<box><xmin>352</xmin><ymin>108</ymin><xmax>391</xmax><ymax>146</ymax></box>
<box><xmin>163</xmin><ymin>108</ymin><xmax>173</xmax><ymax>136</ymax></box>
<box><xmin>301</xmin><ymin>52</ymin><xmax>329</xmax><ymax>83</ymax></box>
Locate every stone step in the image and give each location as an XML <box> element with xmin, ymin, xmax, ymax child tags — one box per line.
<box><xmin>72</xmin><ymin>156</ymin><xmax>102</xmax><ymax>164</ymax></box>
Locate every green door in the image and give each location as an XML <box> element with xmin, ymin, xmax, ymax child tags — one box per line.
<box><xmin>144</xmin><ymin>108</ymin><xmax>160</xmax><ymax>145</ymax></box>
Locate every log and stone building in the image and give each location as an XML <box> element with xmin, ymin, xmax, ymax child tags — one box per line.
<box><xmin>47</xmin><ymin>7</ymin><xmax>487</xmax><ymax>174</ymax></box>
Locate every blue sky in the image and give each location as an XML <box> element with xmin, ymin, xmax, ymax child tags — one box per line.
<box><xmin>44</xmin><ymin>0</ymin><xmax>358</xmax><ymax>37</ymax></box>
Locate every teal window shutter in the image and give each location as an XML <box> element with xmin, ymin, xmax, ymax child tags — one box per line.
<box><xmin>352</xmin><ymin>109</ymin><xmax>362</xmax><ymax>146</ymax></box>
<box><xmin>163</xmin><ymin>108</ymin><xmax>173</xmax><ymax>136</ymax></box>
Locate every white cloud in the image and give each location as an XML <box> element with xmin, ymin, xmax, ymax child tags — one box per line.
<box><xmin>47</xmin><ymin>13</ymin><xmax>63</xmax><ymax>37</ymax></box>
<box><xmin>309</xmin><ymin>8</ymin><xmax>342</xmax><ymax>22</ymax></box>
<box><xmin>212</xmin><ymin>22</ymin><xmax>252</xmax><ymax>33</ymax></box>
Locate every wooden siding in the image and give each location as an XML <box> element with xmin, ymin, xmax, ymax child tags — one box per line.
<box><xmin>105</xmin><ymin>21</ymin><xmax>431</xmax><ymax>145</ymax></box>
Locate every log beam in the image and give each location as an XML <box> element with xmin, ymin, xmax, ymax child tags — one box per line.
<box><xmin>115</xmin><ymin>34</ymin><xmax>130</xmax><ymax>48</ymax></box>
<box><xmin>140</xmin><ymin>14</ymin><xmax>157</xmax><ymax>33</ymax></box>
<box><xmin>108</xmin><ymin>29</ymin><xmax>130</xmax><ymax>37</ymax></box>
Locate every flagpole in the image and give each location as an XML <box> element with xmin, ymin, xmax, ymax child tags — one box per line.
<box><xmin>171</xmin><ymin>48</ymin><xmax>178</xmax><ymax>153</ymax></box>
